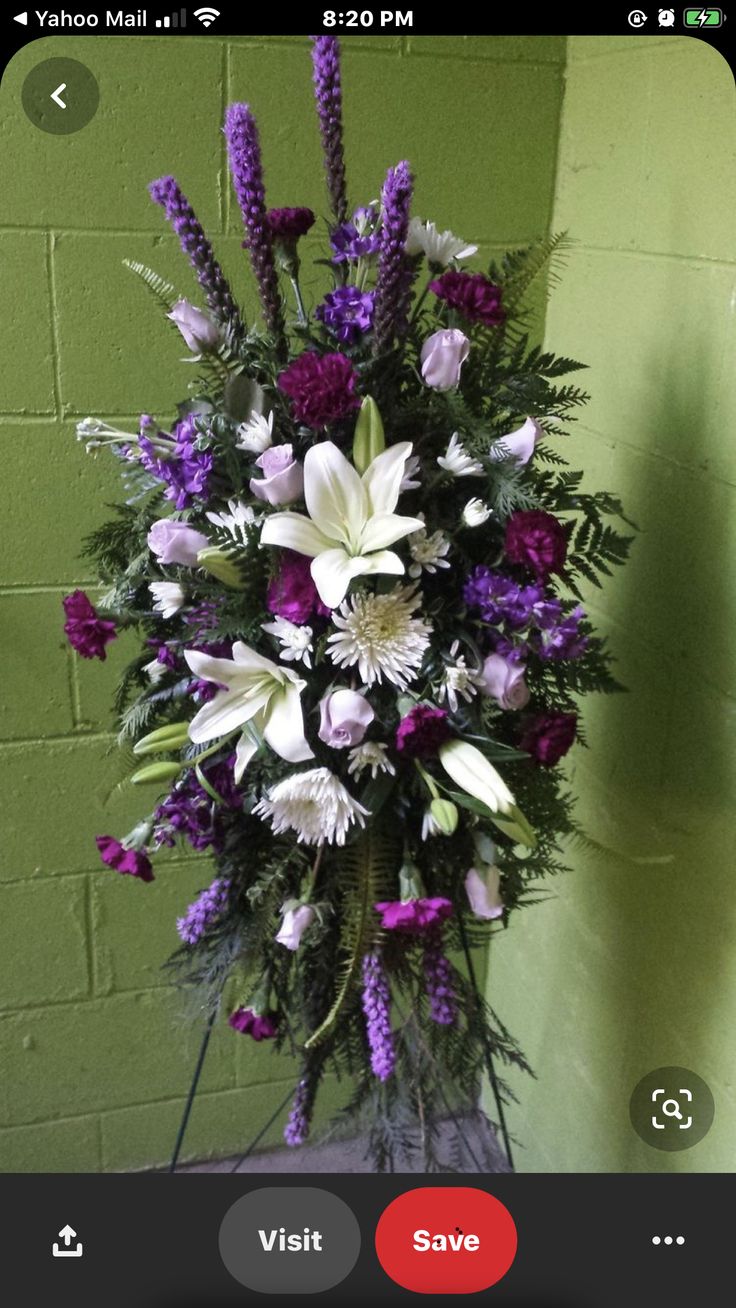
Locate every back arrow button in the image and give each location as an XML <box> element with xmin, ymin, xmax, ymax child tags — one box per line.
<box><xmin>50</xmin><ymin>83</ymin><xmax>67</xmax><ymax>109</ymax></box>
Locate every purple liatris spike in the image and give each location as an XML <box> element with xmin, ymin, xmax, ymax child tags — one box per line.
<box><xmin>284</xmin><ymin>1075</ymin><xmax>315</xmax><ymax>1147</ymax></box>
<box><xmin>361</xmin><ymin>952</ymin><xmax>396</xmax><ymax>1081</ymax></box>
<box><xmin>148</xmin><ymin>175</ymin><xmax>240</xmax><ymax>329</ymax></box>
<box><xmin>310</xmin><ymin>36</ymin><xmax>348</xmax><ymax>225</ymax></box>
<box><xmin>176</xmin><ymin>877</ymin><xmax>231</xmax><ymax>945</ymax></box>
<box><xmin>373</xmin><ymin>160</ymin><xmax>415</xmax><ymax>354</ymax></box>
<box><xmin>423</xmin><ymin>927</ymin><xmax>457</xmax><ymax>1026</ymax></box>
<box><xmin>224</xmin><ymin>103</ymin><xmax>286</xmax><ymax>349</ymax></box>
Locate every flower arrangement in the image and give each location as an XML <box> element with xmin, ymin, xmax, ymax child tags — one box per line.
<box><xmin>68</xmin><ymin>36</ymin><xmax>632</xmax><ymax>1169</ymax></box>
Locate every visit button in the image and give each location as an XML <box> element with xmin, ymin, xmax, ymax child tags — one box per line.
<box><xmin>218</xmin><ymin>1187</ymin><xmax>361</xmax><ymax>1294</ymax></box>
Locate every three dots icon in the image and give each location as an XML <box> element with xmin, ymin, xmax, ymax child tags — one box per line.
<box><xmin>652</xmin><ymin>1236</ymin><xmax>685</xmax><ymax>1246</ymax></box>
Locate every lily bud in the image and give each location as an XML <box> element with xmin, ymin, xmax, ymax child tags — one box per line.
<box><xmin>131</xmin><ymin>761</ymin><xmax>183</xmax><ymax>786</ymax></box>
<box><xmin>488</xmin><ymin>804</ymin><xmax>537</xmax><ymax>850</ymax></box>
<box><xmin>133</xmin><ymin>722</ymin><xmax>191</xmax><ymax>756</ymax></box>
<box><xmin>352</xmin><ymin>396</ymin><xmax>385</xmax><ymax>475</ymax></box>
<box><xmin>196</xmin><ymin>546</ymin><xmax>245</xmax><ymax>589</ymax></box>
<box><xmin>438</xmin><ymin>739</ymin><xmax>515</xmax><ymax>815</ymax></box>
<box><xmin>429</xmin><ymin>797</ymin><xmax>459</xmax><ymax>836</ymax></box>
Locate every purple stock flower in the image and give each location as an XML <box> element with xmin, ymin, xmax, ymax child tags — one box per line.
<box><xmin>176</xmin><ymin>876</ymin><xmax>230</xmax><ymax>945</ymax></box>
<box><xmin>430</xmin><ymin>270</ymin><xmax>506</xmax><ymax>327</ymax></box>
<box><xmin>154</xmin><ymin>758</ymin><xmax>242</xmax><ymax>853</ymax></box>
<box><xmin>224</xmin><ymin>103</ymin><xmax>286</xmax><ymax>348</ymax></box>
<box><xmin>423</xmin><ymin>926</ymin><xmax>457</xmax><ymax>1026</ymax></box>
<box><xmin>395</xmin><ymin>705</ymin><xmax>452</xmax><ymax>760</ymax></box>
<box><xmin>330</xmin><ymin>207</ymin><xmax>380</xmax><ymax>263</ymax></box>
<box><xmin>536</xmin><ymin>605</ymin><xmax>589</xmax><ymax>660</ymax></box>
<box><xmin>373</xmin><ymin>160</ymin><xmax>414</xmax><ymax>353</ymax></box>
<box><xmin>310</xmin><ymin>36</ymin><xmax>348</xmax><ymax>224</ymax></box>
<box><xmin>375</xmin><ymin>897</ymin><xmax>453</xmax><ymax>933</ymax></box>
<box><xmin>228</xmin><ymin>1006</ymin><xmax>278</xmax><ymax>1041</ymax></box>
<box><xmin>139</xmin><ymin>414</ymin><xmax>214</xmax><ymax>510</ymax></box>
<box><xmin>95</xmin><ymin>835</ymin><xmax>154</xmax><ymax>883</ymax></box>
<box><xmin>63</xmin><ymin>590</ymin><xmax>117</xmax><ymax>661</ymax></box>
<box><xmin>267</xmin><ymin>550</ymin><xmax>331</xmax><ymax>625</ymax></box>
<box><xmin>316</xmin><ymin>285</ymin><xmax>375</xmax><ymax>344</ymax></box>
<box><xmin>361</xmin><ymin>952</ymin><xmax>396</xmax><ymax>1081</ymax></box>
<box><xmin>284</xmin><ymin>1075</ymin><xmax>315</xmax><ymax>1147</ymax></box>
<box><xmin>148</xmin><ymin>175</ymin><xmax>240</xmax><ymax>327</ymax></box>
<box><xmin>277</xmin><ymin>350</ymin><xmax>361</xmax><ymax>429</ymax></box>
<box><xmin>464</xmin><ymin>567</ymin><xmax>589</xmax><ymax>663</ymax></box>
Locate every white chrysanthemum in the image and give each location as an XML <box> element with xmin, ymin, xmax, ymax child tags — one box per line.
<box><xmin>328</xmin><ymin>585</ymin><xmax>432</xmax><ymax>691</ymax></box>
<box><xmin>408</xmin><ymin>520</ymin><xmax>451</xmax><ymax>579</ymax></box>
<box><xmin>142</xmin><ymin>657</ymin><xmax>166</xmax><ymax>685</ymax></box>
<box><xmin>236</xmin><ymin>410</ymin><xmax>273</xmax><ymax>454</ymax></box>
<box><xmin>347</xmin><ymin>741</ymin><xmax>397</xmax><ymax>780</ymax></box>
<box><xmin>149</xmin><ymin>581</ymin><xmax>185</xmax><ymax>619</ymax></box>
<box><xmin>206</xmin><ymin>499</ymin><xmax>260</xmax><ymax>542</ymax></box>
<box><xmin>406</xmin><ymin>217</ymin><xmax>478</xmax><ymax>266</ymax></box>
<box><xmin>400</xmin><ymin>453</ymin><xmax>422</xmax><ymax>492</ymax></box>
<box><xmin>437</xmin><ymin>433</ymin><xmax>483</xmax><ymax>478</ymax></box>
<box><xmin>254</xmin><ymin>767</ymin><xmax>370</xmax><ymax>846</ymax></box>
<box><xmin>438</xmin><ymin>640</ymin><xmax>484</xmax><ymax>713</ymax></box>
<box><xmin>462</xmin><ymin>497</ymin><xmax>492</xmax><ymax>528</ymax></box>
<box><xmin>261</xmin><ymin>616</ymin><xmax>313</xmax><ymax>668</ymax></box>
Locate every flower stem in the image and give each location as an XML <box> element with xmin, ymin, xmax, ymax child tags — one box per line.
<box><xmin>290</xmin><ymin>275</ymin><xmax>308</xmax><ymax>327</ymax></box>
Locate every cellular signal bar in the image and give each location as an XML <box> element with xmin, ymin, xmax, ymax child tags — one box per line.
<box><xmin>155</xmin><ymin>9</ymin><xmax>187</xmax><ymax>26</ymax></box>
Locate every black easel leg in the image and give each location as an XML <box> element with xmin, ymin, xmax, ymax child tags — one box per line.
<box><xmin>168</xmin><ymin>1007</ymin><xmax>217</xmax><ymax>1174</ymax></box>
<box><xmin>457</xmin><ymin>916</ymin><xmax>515</xmax><ymax>1172</ymax></box>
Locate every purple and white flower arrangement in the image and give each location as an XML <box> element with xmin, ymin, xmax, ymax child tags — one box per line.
<box><xmin>67</xmin><ymin>36</ymin><xmax>631</xmax><ymax>1168</ymax></box>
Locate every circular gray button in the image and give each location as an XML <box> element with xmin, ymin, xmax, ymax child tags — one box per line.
<box><xmin>630</xmin><ymin>1066</ymin><xmax>715</xmax><ymax>1151</ymax></box>
<box><xmin>22</xmin><ymin>58</ymin><xmax>99</xmax><ymax>136</ymax></box>
<box><xmin>219</xmin><ymin>1187</ymin><xmax>361</xmax><ymax>1294</ymax></box>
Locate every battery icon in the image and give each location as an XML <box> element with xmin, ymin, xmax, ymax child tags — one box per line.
<box><xmin>683</xmin><ymin>7</ymin><xmax>724</xmax><ymax>23</ymax></box>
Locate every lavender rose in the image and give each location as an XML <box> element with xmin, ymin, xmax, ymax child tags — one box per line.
<box><xmin>480</xmin><ymin>653</ymin><xmax>530</xmax><ymax>711</ymax></box>
<box><xmin>147</xmin><ymin>519</ymin><xmax>210</xmax><ymax>567</ymax></box>
<box><xmin>318</xmin><ymin>688</ymin><xmax>374</xmax><ymax>748</ymax></box>
<box><xmin>167</xmin><ymin>299</ymin><xmax>221</xmax><ymax>353</ymax></box>
<box><xmin>249</xmin><ymin>444</ymin><xmax>304</xmax><ymax>505</ymax></box>
<box><xmin>464</xmin><ymin>866</ymin><xmax>504</xmax><ymax>920</ymax></box>
<box><xmin>420</xmin><ymin>328</ymin><xmax>470</xmax><ymax>391</ymax></box>
<box><xmin>275</xmin><ymin>903</ymin><xmax>316</xmax><ymax>951</ymax></box>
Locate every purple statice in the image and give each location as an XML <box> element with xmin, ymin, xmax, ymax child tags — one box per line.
<box><xmin>63</xmin><ymin>591</ymin><xmax>117</xmax><ymax>661</ymax></box>
<box><xmin>284</xmin><ymin>1074</ymin><xmax>315</xmax><ymax>1147</ymax></box>
<box><xmin>310</xmin><ymin>36</ymin><xmax>348</xmax><ymax>224</ymax></box>
<box><xmin>330</xmin><ymin>206</ymin><xmax>381</xmax><ymax>263</ymax></box>
<box><xmin>422</xmin><ymin>927</ymin><xmax>457</xmax><ymax>1026</ymax></box>
<box><xmin>316</xmin><ymin>285</ymin><xmax>375</xmax><ymax>344</ymax></box>
<box><xmin>139</xmin><ymin>414</ymin><xmax>214</xmax><ymax>510</ymax></box>
<box><xmin>148</xmin><ymin>175</ymin><xmax>240</xmax><ymax>328</ymax></box>
<box><xmin>372</xmin><ymin>160</ymin><xmax>414</xmax><ymax>354</ymax></box>
<box><xmin>361</xmin><ymin>952</ymin><xmax>396</xmax><ymax>1081</ymax></box>
<box><xmin>154</xmin><ymin>759</ymin><xmax>242</xmax><ymax>853</ymax></box>
<box><xmin>224</xmin><ymin>103</ymin><xmax>286</xmax><ymax>348</ymax></box>
<box><xmin>176</xmin><ymin>877</ymin><xmax>230</xmax><ymax>945</ymax></box>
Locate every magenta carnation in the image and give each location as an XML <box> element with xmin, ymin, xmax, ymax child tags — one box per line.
<box><xmin>267</xmin><ymin>550</ymin><xmax>331</xmax><ymax>625</ymax></box>
<box><xmin>395</xmin><ymin>705</ymin><xmax>452</xmax><ymax>759</ymax></box>
<box><xmin>505</xmin><ymin>510</ymin><xmax>568</xmax><ymax>580</ymax></box>
<box><xmin>63</xmin><ymin>590</ymin><xmax>117</xmax><ymax>660</ymax></box>
<box><xmin>374</xmin><ymin>897</ymin><xmax>453</xmax><ymax>933</ymax></box>
<box><xmin>228</xmin><ymin>1006</ymin><xmax>278</xmax><ymax>1041</ymax></box>
<box><xmin>266</xmin><ymin>207</ymin><xmax>316</xmax><ymax>243</ymax></box>
<box><xmin>277</xmin><ymin>350</ymin><xmax>361</xmax><ymax>428</ymax></box>
<box><xmin>520</xmin><ymin>712</ymin><xmax>577</xmax><ymax>766</ymax></box>
<box><xmin>95</xmin><ymin>835</ymin><xmax>154</xmax><ymax>882</ymax></box>
<box><xmin>430</xmin><ymin>270</ymin><xmax>505</xmax><ymax>327</ymax></box>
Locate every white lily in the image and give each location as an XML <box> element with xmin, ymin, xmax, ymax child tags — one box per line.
<box><xmin>184</xmin><ymin>642</ymin><xmax>313</xmax><ymax>783</ymax></box>
<box><xmin>260</xmin><ymin>441</ymin><xmax>424</xmax><ymax>609</ymax></box>
<box><xmin>438</xmin><ymin>739</ymin><xmax>536</xmax><ymax>848</ymax></box>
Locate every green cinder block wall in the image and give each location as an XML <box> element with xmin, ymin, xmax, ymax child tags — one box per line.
<box><xmin>0</xmin><ymin>33</ymin><xmax>566</xmax><ymax>1172</ymax></box>
<box><xmin>490</xmin><ymin>36</ymin><xmax>736</xmax><ymax>1172</ymax></box>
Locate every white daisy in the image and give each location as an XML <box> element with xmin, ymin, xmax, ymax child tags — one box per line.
<box><xmin>462</xmin><ymin>497</ymin><xmax>492</xmax><ymax>528</ymax></box>
<box><xmin>438</xmin><ymin>640</ymin><xmax>484</xmax><ymax>713</ymax></box>
<box><xmin>328</xmin><ymin>584</ymin><xmax>432</xmax><ymax>691</ymax></box>
<box><xmin>347</xmin><ymin>741</ymin><xmax>397</xmax><ymax>780</ymax></box>
<box><xmin>261</xmin><ymin>616</ymin><xmax>314</xmax><ymax>668</ymax></box>
<box><xmin>408</xmin><ymin>521</ymin><xmax>451</xmax><ymax>579</ymax></box>
<box><xmin>254</xmin><ymin>767</ymin><xmax>370</xmax><ymax>846</ymax></box>
<box><xmin>236</xmin><ymin>409</ymin><xmax>274</xmax><ymax>454</ymax></box>
<box><xmin>437</xmin><ymin>432</ymin><xmax>484</xmax><ymax>478</ymax></box>
<box><xmin>149</xmin><ymin>581</ymin><xmax>185</xmax><ymax>619</ymax></box>
<box><xmin>206</xmin><ymin>499</ymin><xmax>260</xmax><ymax>543</ymax></box>
<box><xmin>406</xmin><ymin>217</ymin><xmax>478</xmax><ymax>266</ymax></box>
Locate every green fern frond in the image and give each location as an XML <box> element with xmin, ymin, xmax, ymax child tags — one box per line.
<box><xmin>501</xmin><ymin>231</ymin><xmax>572</xmax><ymax>314</ymax></box>
<box><xmin>123</xmin><ymin>259</ymin><xmax>181</xmax><ymax>314</ymax></box>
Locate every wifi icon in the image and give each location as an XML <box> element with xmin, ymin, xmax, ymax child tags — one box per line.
<box><xmin>194</xmin><ymin>6</ymin><xmax>220</xmax><ymax>25</ymax></box>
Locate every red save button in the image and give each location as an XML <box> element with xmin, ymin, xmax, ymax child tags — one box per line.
<box><xmin>375</xmin><ymin>1186</ymin><xmax>517</xmax><ymax>1294</ymax></box>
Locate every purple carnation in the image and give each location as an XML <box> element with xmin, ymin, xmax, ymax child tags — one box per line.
<box><xmin>374</xmin><ymin>897</ymin><xmax>453</xmax><ymax>933</ymax></box>
<box><xmin>139</xmin><ymin>414</ymin><xmax>214</xmax><ymax>510</ymax></box>
<box><xmin>520</xmin><ymin>712</ymin><xmax>578</xmax><ymax>766</ymax></box>
<box><xmin>423</xmin><ymin>927</ymin><xmax>457</xmax><ymax>1026</ymax></box>
<box><xmin>267</xmin><ymin>550</ymin><xmax>331</xmax><ymax>625</ymax></box>
<box><xmin>505</xmin><ymin>510</ymin><xmax>568</xmax><ymax>581</ymax></box>
<box><xmin>176</xmin><ymin>877</ymin><xmax>230</xmax><ymax>945</ymax></box>
<box><xmin>310</xmin><ymin>36</ymin><xmax>348</xmax><ymax>224</ymax></box>
<box><xmin>395</xmin><ymin>705</ymin><xmax>452</xmax><ymax>759</ymax></box>
<box><xmin>361</xmin><ymin>952</ymin><xmax>396</xmax><ymax>1081</ymax></box>
<box><xmin>278</xmin><ymin>350</ymin><xmax>361</xmax><ymax>429</ymax></box>
<box><xmin>95</xmin><ymin>835</ymin><xmax>154</xmax><ymax>883</ymax></box>
<box><xmin>430</xmin><ymin>270</ymin><xmax>505</xmax><ymax>327</ymax></box>
<box><xmin>266</xmin><ymin>207</ymin><xmax>316</xmax><ymax>243</ymax></box>
<box><xmin>316</xmin><ymin>285</ymin><xmax>375</xmax><ymax>344</ymax></box>
<box><xmin>228</xmin><ymin>1006</ymin><xmax>278</xmax><ymax>1041</ymax></box>
<box><xmin>148</xmin><ymin>175</ymin><xmax>240</xmax><ymax>328</ymax></box>
<box><xmin>63</xmin><ymin>590</ymin><xmax>117</xmax><ymax>661</ymax></box>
